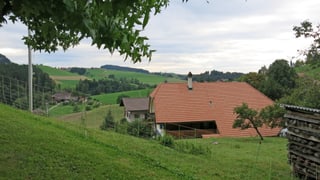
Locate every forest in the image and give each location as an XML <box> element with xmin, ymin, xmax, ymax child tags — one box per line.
<box><xmin>0</xmin><ymin>60</ymin><xmax>55</xmax><ymax>110</ymax></box>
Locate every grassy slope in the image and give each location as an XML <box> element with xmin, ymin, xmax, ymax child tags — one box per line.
<box><xmin>37</xmin><ymin>65</ymin><xmax>76</xmax><ymax>76</ymax></box>
<box><xmin>92</xmin><ymin>88</ymin><xmax>153</xmax><ymax>104</ymax></box>
<box><xmin>1</xmin><ymin>104</ymin><xmax>293</xmax><ymax>179</ymax></box>
<box><xmin>85</xmin><ymin>68</ymin><xmax>184</xmax><ymax>85</ymax></box>
<box><xmin>37</xmin><ymin>65</ymin><xmax>88</xmax><ymax>89</ymax></box>
<box><xmin>39</xmin><ymin>65</ymin><xmax>183</xmax><ymax>89</ymax></box>
<box><xmin>58</xmin><ymin>104</ymin><xmax>124</xmax><ymax>129</ymax></box>
<box><xmin>295</xmin><ymin>64</ymin><xmax>320</xmax><ymax>80</ymax></box>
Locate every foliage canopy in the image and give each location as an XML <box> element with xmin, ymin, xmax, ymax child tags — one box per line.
<box><xmin>0</xmin><ymin>0</ymin><xmax>169</xmax><ymax>62</ymax></box>
<box><xmin>293</xmin><ymin>20</ymin><xmax>320</xmax><ymax>67</ymax></box>
<box><xmin>233</xmin><ymin>103</ymin><xmax>285</xmax><ymax>140</ymax></box>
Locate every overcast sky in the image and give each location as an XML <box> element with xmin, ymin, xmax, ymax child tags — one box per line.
<box><xmin>0</xmin><ymin>0</ymin><xmax>319</xmax><ymax>74</ymax></box>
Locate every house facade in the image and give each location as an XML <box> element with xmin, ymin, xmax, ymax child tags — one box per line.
<box><xmin>120</xmin><ymin>97</ymin><xmax>149</xmax><ymax>122</ymax></box>
<box><xmin>149</xmin><ymin>73</ymin><xmax>280</xmax><ymax>138</ymax></box>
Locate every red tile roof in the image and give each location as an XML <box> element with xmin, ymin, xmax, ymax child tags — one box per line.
<box><xmin>150</xmin><ymin>82</ymin><xmax>280</xmax><ymax>137</ymax></box>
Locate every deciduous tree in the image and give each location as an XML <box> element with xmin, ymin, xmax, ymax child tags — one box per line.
<box><xmin>233</xmin><ymin>103</ymin><xmax>285</xmax><ymax>141</ymax></box>
<box><xmin>0</xmin><ymin>0</ymin><xmax>169</xmax><ymax>62</ymax></box>
<box><xmin>293</xmin><ymin>20</ymin><xmax>320</xmax><ymax>67</ymax></box>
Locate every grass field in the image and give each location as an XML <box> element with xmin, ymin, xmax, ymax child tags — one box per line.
<box><xmin>58</xmin><ymin>104</ymin><xmax>124</xmax><ymax>129</ymax></box>
<box><xmin>39</xmin><ymin>65</ymin><xmax>183</xmax><ymax>89</ymax></box>
<box><xmin>85</xmin><ymin>68</ymin><xmax>184</xmax><ymax>85</ymax></box>
<box><xmin>0</xmin><ymin>104</ymin><xmax>294</xmax><ymax>179</ymax></box>
<box><xmin>37</xmin><ymin>65</ymin><xmax>76</xmax><ymax>76</ymax></box>
<box><xmin>92</xmin><ymin>88</ymin><xmax>153</xmax><ymax>104</ymax></box>
<box><xmin>295</xmin><ymin>64</ymin><xmax>320</xmax><ymax>80</ymax></box>
<box><xmin>37</xmin><ymin>65</ymin><xmax>88</xmax><ymax>89</ymax></box>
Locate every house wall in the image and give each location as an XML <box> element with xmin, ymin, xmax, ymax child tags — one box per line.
<box><xmin>125</xmin><ymin>111</ymin><xmax>147</xmax><ymax>122</ymax></box>
<box><xmin>156</xmin><ymin>124</ymin><xmax>165</xmax><ymax>136</ymax></box>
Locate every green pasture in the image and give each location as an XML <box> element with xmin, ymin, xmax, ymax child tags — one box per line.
<box><xmin>85</xmin><ymin>68</ymin><xmax>184</xmax><ymax>85</ymax></box>
<box><xmin>295</xmin><ymin>64</ymin><xmax>320</xmax><ymax>80</ymax></box>
<box><xmin>92</xmin><ymin>88</ymin><xmax>153</xmax><ymax>105</ymax></box>
<box><xmin>55</xmin><ymin>80</ymin><xmax>80</xmax><ymax>89</ymax></box>
<box><xmin>58</xmin><ymin>104</ymin><xmax>124</xmax><ymax>129</ymax></box>
<box><xmin>0</xmin><ymin>104</ymin><xmax>293</xmax><ymax>179</ymax></box>
<box><xmin>37</xmin><ymin>65</ymin><xmax>76</xmax><ymax>76</ymax></box>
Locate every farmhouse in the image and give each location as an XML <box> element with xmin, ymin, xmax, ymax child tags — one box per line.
<box><xmin>149</xmin><ymin>73</ymin><xmax>280</xmax><ymax>138</ymax></box>
<box><xmin>120</xmin><ymin>97</ymin><xmax>149</xmax><ymax>122</ymax></box>
<box><xmin>52</xmin><ymin>92</ymin><xmax>75</xmax><ymax>102</ymax></box>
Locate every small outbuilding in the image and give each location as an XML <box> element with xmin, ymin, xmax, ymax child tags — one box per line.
<box><xmin>284</xmin><ymin>104</ymin><xmax>320</xmax><ymax>179</ymax></box>
<box><xmin>120</xmin><ymin>97</ymin><xmax>149</xmax><ymax>122</ymax></box>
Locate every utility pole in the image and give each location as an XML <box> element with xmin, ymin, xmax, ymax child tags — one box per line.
<box><xmin>28</xmin><ymin>28</ymin><xmax>33</xmax><ymax>112</ymax></box>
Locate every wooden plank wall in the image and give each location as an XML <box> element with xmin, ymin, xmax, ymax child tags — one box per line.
<box><xmin>285</xmin><ymin>109</ymin><xmax>320</xmax><ymax>180</ymax></box>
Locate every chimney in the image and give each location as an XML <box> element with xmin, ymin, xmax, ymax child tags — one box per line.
<box><xmin>187</xmin><ymin>72</ymin><xmax>192</xmax><ymax>90</ymax></box>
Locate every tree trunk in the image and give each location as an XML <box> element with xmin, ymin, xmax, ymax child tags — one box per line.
<box><xmin>254</xmin><ymin>126</ymin><xmax>264</xmax><ymax>141</ymax></box>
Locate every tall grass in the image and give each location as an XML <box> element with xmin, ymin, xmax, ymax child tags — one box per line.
<box><xmin>1</xmin><ymin>104</ymin><xmax>294</xmax><ymax>179</ymax></box>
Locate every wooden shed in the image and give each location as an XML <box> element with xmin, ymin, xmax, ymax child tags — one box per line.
<box><xmin>284</xmin><ymin>104</ymin><xmax>320</xmax><ymax>179</ymax></box>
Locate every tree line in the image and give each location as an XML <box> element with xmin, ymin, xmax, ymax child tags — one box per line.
<box><xmin>192</xmin><ymin>70</ymin><xmax>243</xmax><ymax>82</ymax></box>
<box><xmin>76</xmin><ymin>77</ymin><xmax>153</xmax><ymax>95</ymax></box>
<box><xmin>0</xmin><ymin>62</ymin><xmax>55</xmax><ymax>110</ymax></box>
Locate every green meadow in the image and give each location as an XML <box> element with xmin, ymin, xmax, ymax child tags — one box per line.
<box><xmin>37</xmin><ymin>65</ymin><xmax>76</xmax><ymax>76</ymax></box>
<box><xmin>295</xmin><ymin>64</ymin><xmax>320</xmax><ymax>80</ymax></box>
<box><xmin>38</xmin><ymin>65</ymin><xmax>184</xmax><ymax>89</ymax></box>
<box><xmin>58</xmin><ymin>104</ymin><xmax>124</xmax><ymax>129</ymax></box>
<box><xmin>85</xmin><ymin>68</ymin><xmax>184</xmax><ymax>85</ymax></box>
<box><xmin>0</xmin><ymin>104</ymin><xmax>293</xmax><ymax>179</ymax></box>
<box><xmin>92</xmin><ymin>88</ymin><xmax>153</xmax><ymax>105</ymax></box>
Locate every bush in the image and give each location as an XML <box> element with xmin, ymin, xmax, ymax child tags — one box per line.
<box><xmin>100</xmin><ymin>110</ymin><xmax>115</xmax><ymax>130</ymax></box>
<box><xmin>158</xmin><ymin>135</ymin><xmax>174</xmax><ymax>147</ymax></box>
<box><xmin>93</xmin><ymin>102</ymin><xmax>100</xmax><ymax>108</ymax></box>
<box><xmin>73</xmin><ymin>105</ymin><xmax>81</xmax><ymax>112</ymax></box>
<box><xmin>127</xmin><ymin>119</ymin><xmax>153</xmax><ymax>138</ymax></box>
<box><xmin>85</xmin><ymin>105</ymin><xmax>92</xmax><ymax>111</ymax></box>
<box><xmin>174</xmin><ymin>141</ymin><xmax>211</xmax><ymax>155</ymax></box>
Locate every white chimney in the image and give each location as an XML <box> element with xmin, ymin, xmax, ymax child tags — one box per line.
<box><xmin>187</xmin><ymin>72</ymin><xmax>192</xmax><ymax>90</ymax></box>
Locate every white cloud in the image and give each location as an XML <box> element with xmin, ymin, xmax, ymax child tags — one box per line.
<box><xmin>0</xmin><ymin>0</ymin><xmax>319</xmax><ymax>74</ymax></box>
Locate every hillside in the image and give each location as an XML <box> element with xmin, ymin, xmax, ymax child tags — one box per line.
<box><xmin>0</xmin><ymin>53</ymin><xmax>11</xmax><ymax>64</ymax></box>
<box><xmin>85</xmin><ymin>68</ymin><xmax>184</xmax><ymax>85</ymax></box>
<box><xmin>295</xmin><ymin>64</ymin><xmax>320</xmax><ymax>81</ymax></box>
<box><xmin>37</xmin><ymin>65</ymin><xmax>88</xmax><ymax>89</ymax></box>
<box><xmin>101</xmin><ymin>64</ymin><xmax>149</xmax><ymax>74</ymax></box>
<box><xmin>0</xmin><ymin>104</ymin><xmax>292</xmax><ymax>179</ymax></box>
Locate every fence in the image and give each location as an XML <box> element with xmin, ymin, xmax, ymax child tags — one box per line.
<box><xmin>0</xmin><ymin>75</ymin><xmax>54</xmax><ymax>114</ymax></box>
<box><xmin>165</xmin><ymin>122</ymin><xmax>219</xmax><ymax>139</ymax></box>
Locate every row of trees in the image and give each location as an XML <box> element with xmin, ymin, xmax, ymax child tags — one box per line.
<box><xmin>76</xmin><ymin>77</ymin><xmax>153</xmax><ymax>95</ymax></box>
<box><xmin>233</xmin><ymin>21</ymin><xmax>320</xmax><ymax>140</ymax></box>
<box><xmin>239</xmin><ymin>59</ymin><xmax>297</xmax><ymax>100</ymax></box>
<box><xmin>193</xmin><ymin>70</ymin><xmax>243</xmax><ymax>82</ymax></box>
<box><xmin>0</xmin><ymin>62</ymin><xmax>55</xmax><ymax>110</ymax></box>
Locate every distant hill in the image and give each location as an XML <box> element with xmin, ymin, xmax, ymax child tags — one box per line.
<box><xmin>0</xmin><ymin>54</ymin><xmax>11</xmax><ymax>64</ymax></box>
<box><xmin>101</xmin><ymin>64</ymin><xmax>149</xmax><ymax>74</ymax></box>
<box><xmin>192</xmin><ymin>70</ymin><xmax>244</xmax><ymax>82</ymax></box>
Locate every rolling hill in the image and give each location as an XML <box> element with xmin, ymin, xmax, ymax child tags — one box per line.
<box><xmin>38</xmin><ymin>65</ymin><xmax>184</xmax><ymax>89</ymax></box>
<box><xmin>37</xmin><ymin>65</ymin><xmax>88</xmax><ymax>89</ymax></box>
<box><xmin>1</xmin><ymin>103</ymin><xmax>292</xmax><ymax>179</ymax></box>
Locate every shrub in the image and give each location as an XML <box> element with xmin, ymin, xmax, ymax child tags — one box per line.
<box><xmin>73</xmin><ymin>105</ymin><xmax>81</xmax><ymax>112</ymax></box>
<box><xmin>100</xmin><ymin>110</ymin><xmax>115</xmax><ymax>130</ymax></box>
<box><xmin>158</xmin><ymin>135</ymin><xmax>174</xmax><ymax>147</ymax></box>
<box><xmin>127</xmin><ymin>119</ymin><xmax>153</xmax><ymax>138</ymax></box>
<box><xmin>85</xmin><ymin>105</ymin><xmax>92</xmax><ymax>111</ymax></box>
<box><xmin>93</xmin><ymin>102</ymin><xmax>100</xmax><ymax>108</ymax></box>
<box><xmin>174</xmin><ymin>141</ymin><xmax>211</xmax><ymax>155</ymax></box>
